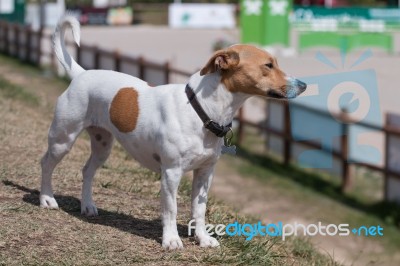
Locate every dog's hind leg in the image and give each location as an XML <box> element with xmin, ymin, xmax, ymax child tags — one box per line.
<box><xmin>40</xmin><ymin>119</ymin><xmax>84</xmax><ymax>209</ymax></box>
<box><xmin>81</xmin><ymin>126</ymin><xmax>114</xmax><ymax>216</ymax></box>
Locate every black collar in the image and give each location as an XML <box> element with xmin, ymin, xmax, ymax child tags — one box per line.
<box><xmin>185</xmin><ymin>84</ymin><xmax>232</xmax><ymax>138</ymax></box>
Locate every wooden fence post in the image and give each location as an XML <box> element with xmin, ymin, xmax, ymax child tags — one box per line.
<box><xmin>0</xmin><ymin>22</ymin><xmax>3</xmax><ymax>53</ymax></box>
<box><xmin>5</xmin><ymin>22</ymin><xmax>9</xmax><ymax>55</ymax></box>
<box><xmin>164</xmin><ymin>62</ymin><xmax>170</xmax><ymax>84</ymax></box>
<box><xmin>94</xmin><ymin>46</ymin><xmax>100</xmax><ymax>69</ymax></box>
<box><xmin>25</xmin><ymin>26</ymin><xmax>32</xmax><ymax>63</ymax></box>
<box><xmin>0</xmin><ymin>22</ymin><xmax>5</xmax><ymax>53</ymax></box>
<box><xmin>138</xmin><ymin>56</ymin><xmax>145</xmax><ymax>80</ymax></box>
<box><xmin>340</xmin><ymin>109</ymin><xmax>350</xmax><ymax>192</ymax></box>
<box><xmin>384</xmin><ymin>114</ymin><xmax>389</xmax><ymax>200</ymax></box>
<box><xmin>37</xmin><ymin>27</ymin><xmax>43</xmax><ymax>66</ymax></box>
<box><xmin>237</xmin><ymin>107</ymin><xmax>244</xmax><ymax>145</ymax></box>
<box><xmin>3</xmin><ymin>23</ymin><xmax>7</xmax><ymax>54</ymax></box>
<box><xmin>114</xmin><ymin>50</ymin><xmax>121</xmax><ymax>72</ymax></box>
<box><xmin>15</xmin><ymin>25</ymin><xmax>20</xmax><ymax>58</ymax></box>
<box><xmin>283</xmin><ymin>101</ymin><xmax>292</xmax><ymax>165</ymax></box>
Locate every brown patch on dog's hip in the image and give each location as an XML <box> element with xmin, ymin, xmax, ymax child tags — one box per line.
<box><xmin>110</xmin><ymin>87</ymin><xmax>139</xmax><ymax>133</ymax></box>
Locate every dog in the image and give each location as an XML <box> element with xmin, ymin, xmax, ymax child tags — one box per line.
<box><xmin>40</xmin><ymin>15</ymin><xmax>306</xmax><ymax>250</ymax></box>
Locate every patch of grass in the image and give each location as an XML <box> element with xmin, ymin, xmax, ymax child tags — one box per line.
<box><xmin>350</xmin><ymin>166</ymin><xmax>384</xmax><ymax>204</ymax></box>
<box><xmin>204</xmin><ymin>203</ymin><xmax>339</xmax><ymax>265</ymax></box>
<box><xmin>176</xmin><ymin>175</ymin><xmax>338</xmax><ymax>265</ymax></box>
<box><xmin>0</xmin><ymin>77</ymin><xmax>39</xmax><ymax>106</ymax></box>
<box><xmin>0</xmin><ymin>54</ymin><xmax>68</xmax><ymax>86</ymax></box>
<box><xmin>291</xmin><ymin>237</ymin><xmax>335</xmax><ymax>263</ymax></box>
<box><xmin>0</xmin><ymin>168</ymin><xmax>5</xmax><ymax>180</ymax></box>
<box><xmin>100</xmin><ymin>160</ymin><xmax>161</xmax><ymax>195</ymax></box>
<box><xmin>100</xmin><ymin>181</ymin><xmax>113</xmax><ymax>189</ymax></box>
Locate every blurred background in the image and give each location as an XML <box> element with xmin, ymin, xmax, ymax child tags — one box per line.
<box><xmin>1</xmin><ymin>0</ymin><xmax>400</xmax><ymax>265</ymax></box>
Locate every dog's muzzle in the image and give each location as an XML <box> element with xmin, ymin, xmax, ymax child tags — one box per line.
<box><xmin>286</xmin><ymin>78</ymin><xmax>307</xmax><ymax>98</ymax></box>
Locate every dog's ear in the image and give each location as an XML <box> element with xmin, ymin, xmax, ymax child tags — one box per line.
<box><xmin>200</xmin><ymin>50</ymin><xmax>239</xmax><ymax>76</ymax></box>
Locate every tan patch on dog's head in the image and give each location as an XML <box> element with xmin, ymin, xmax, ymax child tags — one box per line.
<box><xmin>110</xmin><ymin>87</ymin><xmax>139</xmax><ymax>133</ymax></box>
<box><xmin>200</xmin><ymin>44</ymin><xmax>306</xmax><ymax>99</ymax></box>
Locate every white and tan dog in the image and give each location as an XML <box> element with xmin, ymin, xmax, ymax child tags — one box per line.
<box><xmin>40</xmin><ymin>16</ymin><xmax>306</xmax><ymax>249</ymax></box>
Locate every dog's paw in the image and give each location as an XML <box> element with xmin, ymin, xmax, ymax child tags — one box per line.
<box><xmin>40</xmin><ymin>195</ymin><xmax>59</xmax><ymax>209</ymax></box>
<box><xmin>197</xmin><ymin>235</ymin><xmax>220</xmax><ymax>248</ymax></box>
<box><xmin>81</xmin><ymin>202</ymin><xmax>98</xmax><ymax>216</ymax></box>
<box><xmin>162</xmin><ymin>235</ymin><xmax>184</xmax><ymax>250</ymax></box>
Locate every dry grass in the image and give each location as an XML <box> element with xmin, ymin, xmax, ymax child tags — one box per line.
<box><xmin>0</xmin><ymin>55</ymin><xmax>337</xmax><ymax>265</ymax></box>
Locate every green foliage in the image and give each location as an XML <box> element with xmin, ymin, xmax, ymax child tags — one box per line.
<box><xmin>0</xmin><ymin>77</ymin><xmax>39</xmax><ymax>106</ymax></box>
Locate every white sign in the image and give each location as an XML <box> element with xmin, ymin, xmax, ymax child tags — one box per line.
<box><xmin>93</xmin><ymin>0</ymin><xmax>126</xmax><ymax>7</ymax></box>
<box><xmin>169</xmin><ymin>3</ymin><xmax>235</xmax><ymax>29</ymax></box>
<box><xmin>243</xmin><ymin>0</ymin><xmax>262</xmax><ymax>16</ymax></box>
<box><xmin>93</xmin><ymin>0</ymin><xmax>108</xmax><ymax>8</ymax></box>
<box><xmin>0</xmin><ymin>0</ymin><xmax>14</xmax><ymax>14</ymax></box>
<box><xmin>268</xmin><ymin>0</ymin><xmax>288</xmax><ymax>16</ymax></box>
<box><xmin>25</xmin><ymin>1</ymin><xmax>66</xmax><ymax>30</ymax></box>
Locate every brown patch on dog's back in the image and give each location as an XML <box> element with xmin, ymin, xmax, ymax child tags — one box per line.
<box><xmin>110</xmin><ymin>87</ymin><xmax>139</xmax><ymax>133</ymax></box>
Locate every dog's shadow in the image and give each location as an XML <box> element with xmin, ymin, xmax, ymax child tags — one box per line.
<box><xmin>3</xmin><ymin>180</ymin><xmax>189</xmax><ymax>244</ymax></box>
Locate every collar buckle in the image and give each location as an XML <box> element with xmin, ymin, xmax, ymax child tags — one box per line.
<box><xmin>204</xmin><ymin>119</ymin><xmax>213</xmax><ymax>128</ymax></box>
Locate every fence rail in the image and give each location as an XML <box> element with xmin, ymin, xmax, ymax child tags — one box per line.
<box><xmin>236</xmin><ymin>100</ymin><xmax>400</xmax><ymax>202</ymax></box>
<box><xmin>0</xmin><ymin>21</ymin><xmax>41</xmax><ymax>64</ymax></box>
<box><xmin>0</xmin><ymin>21</ymin><xmax>192</xmax><ymax>85</ymax></box>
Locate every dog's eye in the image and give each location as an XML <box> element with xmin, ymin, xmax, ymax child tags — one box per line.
<box><xmin>265</xmin><ymin>63</ymin><xmax>273</xmax><ymax>69</ymax></box>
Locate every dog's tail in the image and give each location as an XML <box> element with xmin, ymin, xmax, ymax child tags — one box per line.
<box><xmin>52</xmin><ymin>15</ymin><xmax>85</xmax><ymax>79</ymax></box>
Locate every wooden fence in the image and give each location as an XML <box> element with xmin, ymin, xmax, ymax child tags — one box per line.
<box><xmin>0</xmin><ymin>21</ymin><xmax>42</xmax><ymax>65</ymax></box>
<box><xmin>236</xmin><ymin>100</ymin><xmax>400</xmax><ymax>202</ymax></box>
<box><xmin>0</xmin><ymin>21</ymin><xmax>192</xmax><ymax>85</ymax></box>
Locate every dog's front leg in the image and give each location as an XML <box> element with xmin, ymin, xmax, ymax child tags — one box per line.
<box><xmin>161</xmin><ymin>167</ymin><xmax>183</xmax><ymax>250</ymax></box>
<box><xmin>191</xmin><ymin>164</ymin><xmax>220</xmax><ymax>248</ymax></box>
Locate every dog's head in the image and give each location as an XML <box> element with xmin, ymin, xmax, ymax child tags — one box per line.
<box><xmin>200</xmin><ymin>44</ymin><xmax>306</xmax><ymax>99</ymax></box>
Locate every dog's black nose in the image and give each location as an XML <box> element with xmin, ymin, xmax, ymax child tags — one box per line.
<box><xmin>297</xmin><ymin>80</ymin><xmax>307</xmax><ymax>92</ymax></box>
